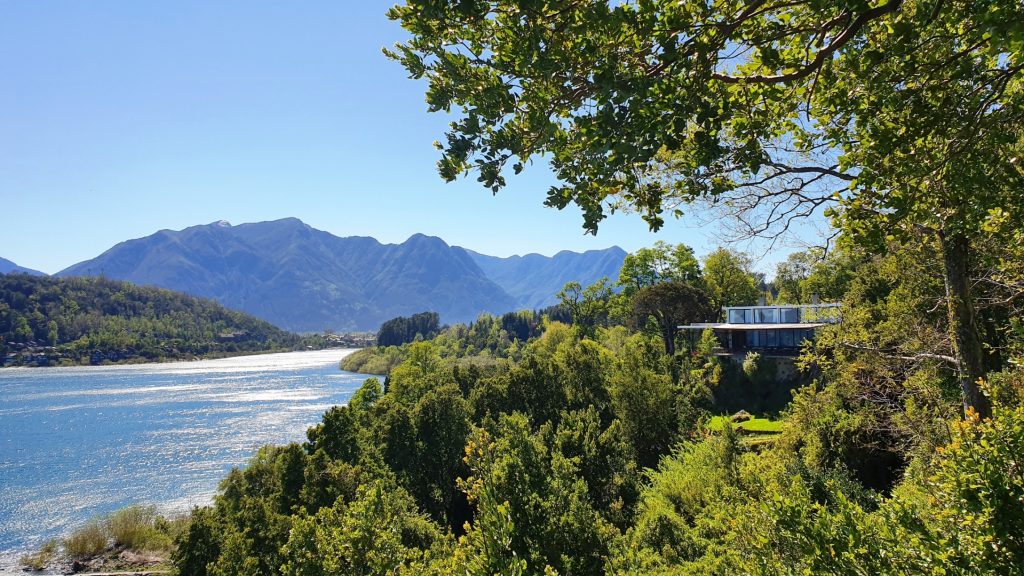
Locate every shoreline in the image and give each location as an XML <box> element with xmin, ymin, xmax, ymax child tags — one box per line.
<box><xmin>0</xmin><ymin>349</ymin><xmax>369</xmax><ymax>566</ymax></box>
<box><xmin>0</xmin><ymin>343</ymin><xmax>365</xmax><ymax>370</ymax></box>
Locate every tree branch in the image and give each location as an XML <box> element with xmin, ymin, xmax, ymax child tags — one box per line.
<box><xmin>712</xmin><ymin>0</ymin><xmax>903</xmax><ymax>85</ymax></box>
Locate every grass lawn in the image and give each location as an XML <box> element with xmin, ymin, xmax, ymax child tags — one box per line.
<box><xmin>708</xmin><ymin>415</ymin><xmax>784</xmax><ymax>434</ymax></box>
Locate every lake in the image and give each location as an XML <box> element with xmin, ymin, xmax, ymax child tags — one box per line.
<box><xmin>0</xmin><ymin>349</ymin><xmax>371</xmax><ymax>568</ymax></box>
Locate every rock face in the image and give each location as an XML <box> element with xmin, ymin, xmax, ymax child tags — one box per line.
<box><xmin>57</xmin><ymin>219</ymin><xmax>625</xmax><ymax>332</ymax></box>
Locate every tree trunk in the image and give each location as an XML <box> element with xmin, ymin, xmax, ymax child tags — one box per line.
<box><xmin>660</xmin><ymin>317</ymin><xmax>676</xmax><ymax>356</ymax></box>
<box><xmin>940</xmin><ymin>230</ymin><xmax>992</xmax><ymax>419</ymax></box>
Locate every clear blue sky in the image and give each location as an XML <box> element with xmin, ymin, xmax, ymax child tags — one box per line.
<box><xmin>1</xmin><ymin>1</ymin><xmax>820</xmax><ymax>275</ymax></box>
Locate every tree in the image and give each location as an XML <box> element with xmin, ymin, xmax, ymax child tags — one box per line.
<box><xmin>609</xmin><ymin>335</ymin><xmax>679</xmax><ymax>469</ymax></box>
<box><xmin>386</xmin><ymin>0</ymin><xmax>1024</xmax><ymax>417</ymax></box>
<box><xmin>701</xmin><ymin>248</ymin><xmax>758</xmax><ymax>314</ymax></box>
<box><xmin>281</xmin><ymin>482</ymin><xmax>442</xmax><ymax>576</ymax></box>
<box><xmin>618</xmin><ymin>241</ymin><xmax>702</xmax><ymax>296</ymax></box>
<box><xmin>773</xmin><ymin>250</ymin><xmax>821</xmax><ymax>304</ymax></box>
<box><xmin>378</xmin><ymin>312</ymin><xmax>441</xmax><ymax>347</ymax></box>
<box><xmin>46</xmin><ymin>320</ymin><xmax>58</xmax><ymax>346</ymax></box>
<box><xmin>556</xmin><ymin>277</ymin><xmax>613</xmax><ymax>338</ymax></box>
<box><xmin>459</xmin><ymin>414</ymin><xmax>614</xmax><ymax>575</ymax></box>
<box><xmin>412</xmin><ymin>384</ymin><xmax>470</xmax><ymax>527</ymax></box>
<box><xmin>632</xmin><ymin>281</ymin><xmax>713</xmax><ymax>355</ymax></box>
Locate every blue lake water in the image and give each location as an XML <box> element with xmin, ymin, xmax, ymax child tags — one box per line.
<box><xmin>0</xmin><ymin>349</ymin><xmax>370</xmax><ymax>566</ymax></box>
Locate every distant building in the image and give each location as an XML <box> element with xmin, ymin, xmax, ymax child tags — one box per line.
<box><xmin>679</xmin><ymin>303</ymin><xmax>840</xmax><ymax>355</ymax></box>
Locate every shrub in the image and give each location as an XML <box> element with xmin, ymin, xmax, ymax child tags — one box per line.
<box><xmin>20</xmin><ymin>538</ymin><xmax>58</xmax><ymax>570</ymax></box>
<box><xmin>107</xmin><ymin>504</ymin><xmax>171</xmax><ymax>550</ymax></box>
<box><xmin>64</xmin><ymin>520</ymin><xmax>108</xmax><ymax>558</ymax></box>
<box><xmin>742</xmin><ymin>351</ymin><xmax>761</xmax><ymax>379</ymax></box>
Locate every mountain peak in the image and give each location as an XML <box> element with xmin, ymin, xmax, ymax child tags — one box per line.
<box><xmin>404</xmin><ymin>233</ymin><xmax>449</xmax><ymax>248</ymax></box>
<box><xmin>54</xmin><ymin>220</ymin><xmax>626</xmax><ymax>330</ymax></box>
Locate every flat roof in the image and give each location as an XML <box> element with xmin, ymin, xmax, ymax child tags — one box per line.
<box><xmin>722</xmin><ymin>303</ymin><xmax>840</xmax><ymax>310</ymax></box>
<box><xmin>678</xmin><ymin>323</ymin><xmax>828</xmax><ymax>330</ymax></box>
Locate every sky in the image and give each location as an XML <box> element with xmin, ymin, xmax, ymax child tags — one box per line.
<box><xmin>0</xmin><ymin>1</ymin><xmax>826</xmax><ymax>275</ymax></box>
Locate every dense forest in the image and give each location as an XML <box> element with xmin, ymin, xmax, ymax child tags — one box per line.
<box><xmin>376</xmin><ymin>312</ymin><xmax>443</xmax><ymax>347</ymax></box>
<box><xmin>159</xmin><ymin>225</ymin><xmax>1024</xmax><ymax>574</ymax></box>
<box><xmin>0</xmin><ymin>274</ymin><xmax>305</xmax><ymax>365</ymax></box>
<box><xmin>344</xmin><ymin>307</ymin><xmax>571</xmax><ymax>375</ymax></box>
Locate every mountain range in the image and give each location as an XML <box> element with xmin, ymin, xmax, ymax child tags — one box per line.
<box><xmin>43</xmin><ymin>218</ymin><xmax>625</xmax><ymax>331</ymax></box>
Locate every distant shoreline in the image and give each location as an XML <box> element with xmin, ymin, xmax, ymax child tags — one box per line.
<box><xmin>1</xmin><ymin>342</ymin><xmax>371</xmax><ymax>370</ymax></box>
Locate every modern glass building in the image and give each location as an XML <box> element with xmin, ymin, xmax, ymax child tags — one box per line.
<box><xmin>680</xmin><ymin>303</ymin><xmax>840</xmax><ymax>354</ymax></box>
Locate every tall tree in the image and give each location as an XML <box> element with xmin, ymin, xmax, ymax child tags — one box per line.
<box><xmin>387</xmin><ymin>0</ymin><xmax>1024</xmax><ymax>416</ymax></box>
<box><xmin>773</xmin><ymin>250</ymin><xmax>820</xmax><ymax>304</ymax></box>
<box><xmin>632</xmin><ymin>281</ymin><xmax>713</xmax><ymax>355</ymax></box>
<box><xmin>702</xmin><ymin>248</ymin><xmax>759</xmax><ymax>313</ymax></box>
<box><xmin>617</xmin><ymin>241</ymin><xmax>702</xmax><ymax>296</ymax></box>
<box><xmin>557</xmin><ymin>277</ymin><xmax>613</xmax><ymax>338</ymax></box>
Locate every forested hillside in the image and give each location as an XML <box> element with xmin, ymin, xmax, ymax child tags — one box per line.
<box><xmin>0</xmin><ymin>274</ymin><xmax>302</xmax><ymax>365</ymax></box>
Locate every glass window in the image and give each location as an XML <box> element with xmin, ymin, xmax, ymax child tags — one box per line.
<box><xmin>766</xmin><ymin>330</ymin><xmax>778</xmax><ymax>347</ymax></box>
<box><xmin>780</xmin><ymin>329</ymin><xmax>795</xmax><ymax>347</ymax></box>
<box><xmin>781</xmin><ymin>308</ymin><xmax>800</xmax><ymax>323</ymax></box>
<box><xmin>728</xmin><ymin>309</ymin><xmax>745</xmax><ymax>323</ymax></box>
<box><xmin>755</xmin><ymin>308</ymin><xmax>778</xmax><ymax>323</ymax></box>
<box><xmin>745</xmin><ymin>309</ymin><xmax>754</xmax><ymax>323</ymax></box>
<box><xmin>749</xmin><ymin>331</ymin><xmax>760</xmax><ymax>347</ymax></box>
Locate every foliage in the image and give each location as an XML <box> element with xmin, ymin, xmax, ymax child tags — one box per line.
<box><xmin>557</xmin><ymin>278</ymin><xmax>614</xmax><ymax>338</ymax></box>
<box><xmin>343</xmin><ymin>310</ymin><xmax>552</xmax><ymax>375</ymax></box>
<box><xmin>107</xmin><ymin>504</ymin><xmax>173</xmax><ymax>551</ymax></box>
<box><xmin>618</xmin><ymin>241</ymin><xmax>702</xmax><ymax>297</ymax></box>
<box><xmin>701</xmin><ymin>248</ymin><xmax>760</xmax><ymax>313</ymax></box>
<box><xmin>631</xmin><ymin>281</ymin><xmax>713</xmax><ymax>355</ymax></box>
<box><xmin>0</xmin><ymin>274</ymin><xmax>302</xmax><ymax>364</ymax></box>
<box><xmin>281</xmin><ymin>481</ymin><xmax>446</xmax><ymax>576</ymax></box>
<box><xmin>63</xmin><ymin>520</ymin><xmax>109</xmax><ymax>559</ymax></box>
<box><xmin>386</xmin><ymin>0</ymin><xmax>1024</xmax><ymax>418</ymax></box>
<box><xmin>19</xmin><ymin>538</ymin><xmax>58</xmax><ymax>571</ymax></box>
<box><xmin>773</xmin><ymin>246</ymin><xmax>858</xmax><ymax>305</ymax></box>
<box><xmin>166</xmin><ymin>228</ymin><xmax>1024</xmax><ymax>576</ymax></box>
<box><xmin>741</xmin><ymin>351</ymin><xmax>761</xmax><ymax>380</ymax></box>
<box><xmin>608</xmin><ymin>334</ymin><xmax>679</xmax><ymax>469</ymax></box>
<box><xmin>926</xmin><ymin>376</ymin><xmax>1024</xmax><ymax>572</ymax></box>
<box><xmin>377</xmin><ymin>311</ymin><xmax>441</xmax><ymax>347</ymax></box>
<box><xmin>340</xmin><ymin>345</ymin><xmax>406</xmax><ymax>375</ymax></box>
<box><xmin>459</xmin><ymin>414</ymin><xmax>618</xmax><ymax>575</ymax></box>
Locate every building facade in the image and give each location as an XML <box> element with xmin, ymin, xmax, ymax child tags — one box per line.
<box><xmin>681</xmin><ymin>303</ymin><xmax>840</xmax><ymax>355</ymax></box>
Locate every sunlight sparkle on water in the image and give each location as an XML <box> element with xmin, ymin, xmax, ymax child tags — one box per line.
<box><xmin>0</xmin><ymin>349</ymin><xmax>372</xmax><ymax>570</ymax></box>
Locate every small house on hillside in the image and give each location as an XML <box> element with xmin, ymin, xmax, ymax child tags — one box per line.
<box><xmin>679</xmin><ymin>303</ymin><xmax>840</xmax><ymax>355</ymax></box>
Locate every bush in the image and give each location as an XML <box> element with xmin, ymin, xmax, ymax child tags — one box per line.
<box><xmin>742</xmin><ymin>351</ymin><xmax>761</xmax><ymax>379</ymax></box>
<box><xmin>340</xmin><ymin>346</ymin><xmax>405</xmax><ymax>375</ymax></box>
<box><xmin>20</xmin><ymin>538</ymin><xmax>58</xmax><ymax>570</ymax></box>
<box><xmin>64</xmin><ymin>520</ymin><xmax>108</xmax><ymax>558</ymax></box>
<box><xmin>107</xmin><ymin>504</ymin><xmax>171</xmax><ymax>551</ymax></box>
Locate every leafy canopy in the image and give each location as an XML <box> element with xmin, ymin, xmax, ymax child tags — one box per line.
<box><xmin>386</xmin><ymin>0</ymin><xmax>1024</xmax><ymax>243</ymax></box>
